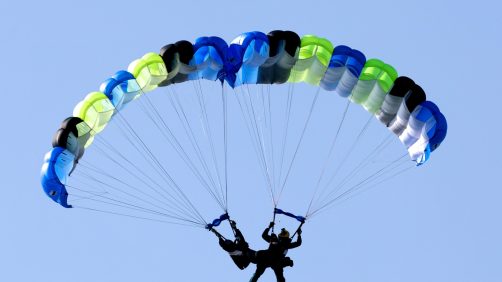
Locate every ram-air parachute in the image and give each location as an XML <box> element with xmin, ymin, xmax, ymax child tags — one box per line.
<box><xmin>41</xmin><ymin>30</ymin><xmax>447</xmax><ymax>227</ymax></box>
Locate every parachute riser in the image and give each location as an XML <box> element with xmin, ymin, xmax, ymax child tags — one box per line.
<box><xmin>206</xmin><ymin>212</ymin><xmax>238</xmax><ymax>238</ymax></box>
<box><xmin>206</xmin><ymin>213</ymin><xmax>230</xmax><ymax>230</ymax></box>
<box><xmin>271</xmin><ymin>209</ymin><xmax>277</xmax><ymax>234</ymax></box>
<box><xmin>291</xmin><ymin>222</ymin><xmax>304</xmax><ymax>239</ymax></box>
<box><xmin>211</xmin><ymin>228</ymin><xmax>225</xmax><ymax>240</ymax></box>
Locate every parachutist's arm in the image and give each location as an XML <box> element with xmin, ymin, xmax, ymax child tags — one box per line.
<box><xmin>211</xmin><ymin>228</ymin><xmax>224</xmax><ymax>240</ymax></box>
<box><xmin>262</xmin><ymin>227</ymin><xmax>272</xmax><ymax>242</ymax></box>
<box><xmin>289</xmin><ymin>234</ymin><xmax>302</xmax><ymax>249</ymax></box>
<box><xmin>218</xmin><ymin>237</ymin><xmax>226</xmax><ymax>246</ymax></box>
<box><xmin>235</xmin><ymin>228</ymin><xmax>245</xmax><ymax>242</ymax></box>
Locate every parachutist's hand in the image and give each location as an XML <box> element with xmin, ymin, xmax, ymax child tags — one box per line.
<box><xmin>297</xmin><ymin>229</ymin><xmax>302</xmax><ymax>235</ymax></box>
<box><xmin>269</xmin><ymin>222</ymin><xmax>275</xmax><ymax>228</ymax></box>
<box><xmin>230</xmin><ymin>220</ymin><xmax>236</xmax><ymax>227</ymax></box>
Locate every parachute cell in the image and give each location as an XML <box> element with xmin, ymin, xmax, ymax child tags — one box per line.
<box><xmin>159</xmin><ymin>40</ymin><xmax>196</xmax><ymax>86</ymax></box>
<box><xmin>388</xmin><ymin>82</ymin><xmax>426</xmax><ymax>136</ymax></box>
<box><xmin>229</xmin><ymin>31</ymin><xmax>270</xmax><ymax>87</ymax></box>
<box><xmin>288</xmin><ymin>35</ymin><xmax>334</xmax><ymax>85</ymax></box>
<box><xmin>73</xmin><ymin>92</ymin><xmax>115</xmax><ymax>135</ymax></box>
<box><xmin>190</xmin><ymin>36</ymin><xmax>228</xmax><ymax>82</ymax></box>
<box><xmin>100</xmin><ymin>71</ymin><xmax>142</xmax><ymax>110</ymax></box>
<box><xmin>257</xmin><ymin>30</ymin><xmax>300</xmax><ymax>84</ymax></box>
<box><xmin>51</xmin><ymin>117</ymin><xmax>91</xmax><ymax>173</ymax></box>
<box><xmin>128</xmin><ymin>53</ymin><xmax>168</xmax><ymax>92</ymax></box>
<box><xmin>376</xmin><ymin>76</ymin><xmax>415</xmax><ymax>126</ymax></box>
<box><xmin>41</xmin><ymin>147</ymin><xmax>74</xmax><ymax>208</ymax></box>
<box><xmin>351</xmin><ymin>59</ymin><xmax>398</xmax><ymax>114</ymax></box>
<box><xmin>320</xmin><ymin>45</ymin><xmax>366</xmax><ymax>96</ymax></box>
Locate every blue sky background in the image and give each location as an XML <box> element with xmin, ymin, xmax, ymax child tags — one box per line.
<box><xmin>1</xmin><ymin>0</ymin><xmax>501</xmax><ymax>281</ymax></box>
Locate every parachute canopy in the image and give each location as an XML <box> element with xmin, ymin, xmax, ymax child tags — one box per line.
<box><xmin>41</xmin><ymin>30</ymin><xmax>447</xmax><ymax>230</ymax></box>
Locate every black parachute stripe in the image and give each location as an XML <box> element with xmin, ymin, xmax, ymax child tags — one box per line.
<box><xmin>267</xmin><ymin>30</ymin><xmax>301</xmax><ymax>57</ymax></box>
<box><xmin>52</xmin><ymin>117</ymin><xmax>83</xmax><ymax>148</ymax></box>
<box><xmin>388</xmin><ymin>76</ymin><xmax>416</xmax><ymax>98</ymax></box>
<box><xmin>404</xmin><ymin>83</ymin><xmax>427</xmax><ymax>112</ymax></box>
<box><xmin>159</xmin><ymin>44</ymin><xmax>179</xmax><ymax>74</ymax></box>
<box><xmin>158</xmin><ymin>40</ymin><xmax>195</xmax><ymax>86</ymax></box>
<box><xmin>51</xmin><ymin>117</ymin><xmax>88</xmax><ymax>162</ymax></box>
<box><xmin>52</xmin><ymin>128</ymin><xmax>69</xmax><ymax>148</ymax></box>
<box><xmin>257</xmin><ymin>30</ymin><xmax>301</xmax><ymax>84</ymax></box>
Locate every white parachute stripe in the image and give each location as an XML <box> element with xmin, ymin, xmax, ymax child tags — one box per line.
<box><xmin>320</xmin><ymin>66</ymin><xmax>359</xmax><ymax>97</ymax></box>
<box><xmin>376</xmin><ymin>94</ymin><xmax>405</xmax><ymax>126</ymax></box>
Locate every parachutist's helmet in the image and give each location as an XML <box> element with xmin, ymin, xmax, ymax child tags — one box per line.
<box><xmin>279</xmin><ymin>228</ymin><xmax>290</xmax><ymax>239</ymax></box>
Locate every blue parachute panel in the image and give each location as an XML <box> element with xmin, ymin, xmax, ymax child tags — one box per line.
<box><xmin>422</xmin><ymin>101</ymin><xmax>447</xmax><ymax>152</ymax></box>
<box><xmin>100</xmin><ymin>70</ymin><xmax>141</xmax><ymax>111</ymax></box>
<box><xmin>229</xmin><ymin>31</ymin><xmax>270</xmax><ymax>87</ymax></box>
<box><xmin>189</xmin><ymin>36</ymin><xmax>228</xmax><ymax>82</ymax></box>
<box><xmin>401</xmin><ymin>100</ymin><xmax>447</xmax><ymax>165</ymax></box>
<box><xmin>41</xmin><ymin>147</ymin><xmax>74</xmax><ymax>208</ymax></box>
<box><xmin>329</xmin><ymin>45</ymin><xmax>366</xmax><ymax>76</ymax></box>
<box><xmin>320</xmin><ymin>45</ymin><xmax>366</xmax><ymax>96</ymax></box>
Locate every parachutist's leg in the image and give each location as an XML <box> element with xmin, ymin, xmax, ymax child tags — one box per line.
<box><xmin>249</xmin><ymin>264</ymin><xmax>267</xmax><ymax>282</ymax></box>
<box><xmin>235</xmin><ymin>228</ymin><xmax>245</xmax><ymax>242</ymax></box>
<box><xmin>272</xmin><ymin>265</ymin><xmax>285</xmax><ymax>282</ymax></box>
<box><xmin>248</xmin><ymin>249</ymin><xmax>257</xmax><ymax>264</ymax></box>
<box><xmin>282</xmin><ymin>256</ymin><xmax>294</xmax><ymax>267</ymax></box>
<box><xmin>218</xmin><ymin>237</ymin><xmax>225</xmax><ymax>246</ymax></box>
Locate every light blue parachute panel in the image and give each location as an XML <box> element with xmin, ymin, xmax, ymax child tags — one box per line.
<box><xmin>399</xmin><ymin>103</ymin><xmax>436</xmax><ymax>164</ymax></box>
<box><xmin>230</xmin><ymin>32</ymin><xmax>270</xmax><ymax>87</ymax></box>
<box><xmin>100</xmin><ymin>71</ymin><xmax>142</xmax><ymax>112</ymax></box>
<box><xmin>320</xmin><ymin>45</ymin><xmax>366</xmax><ymax>97</ymax></box>
<box><xmin>41</xmin><ymin>147</ymin><xmax>75</xmax><ymax>208</ymax></box>
<box><xmin>189</xmin><ymin>36</ymin><xmax>227</xmax><ymax>82</ymax></box>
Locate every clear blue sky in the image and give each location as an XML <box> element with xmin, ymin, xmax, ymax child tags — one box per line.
<box><xmin>1</xmin><ymin>0</ymin><xmax>501</xmax><ymax>281</ymax></box>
